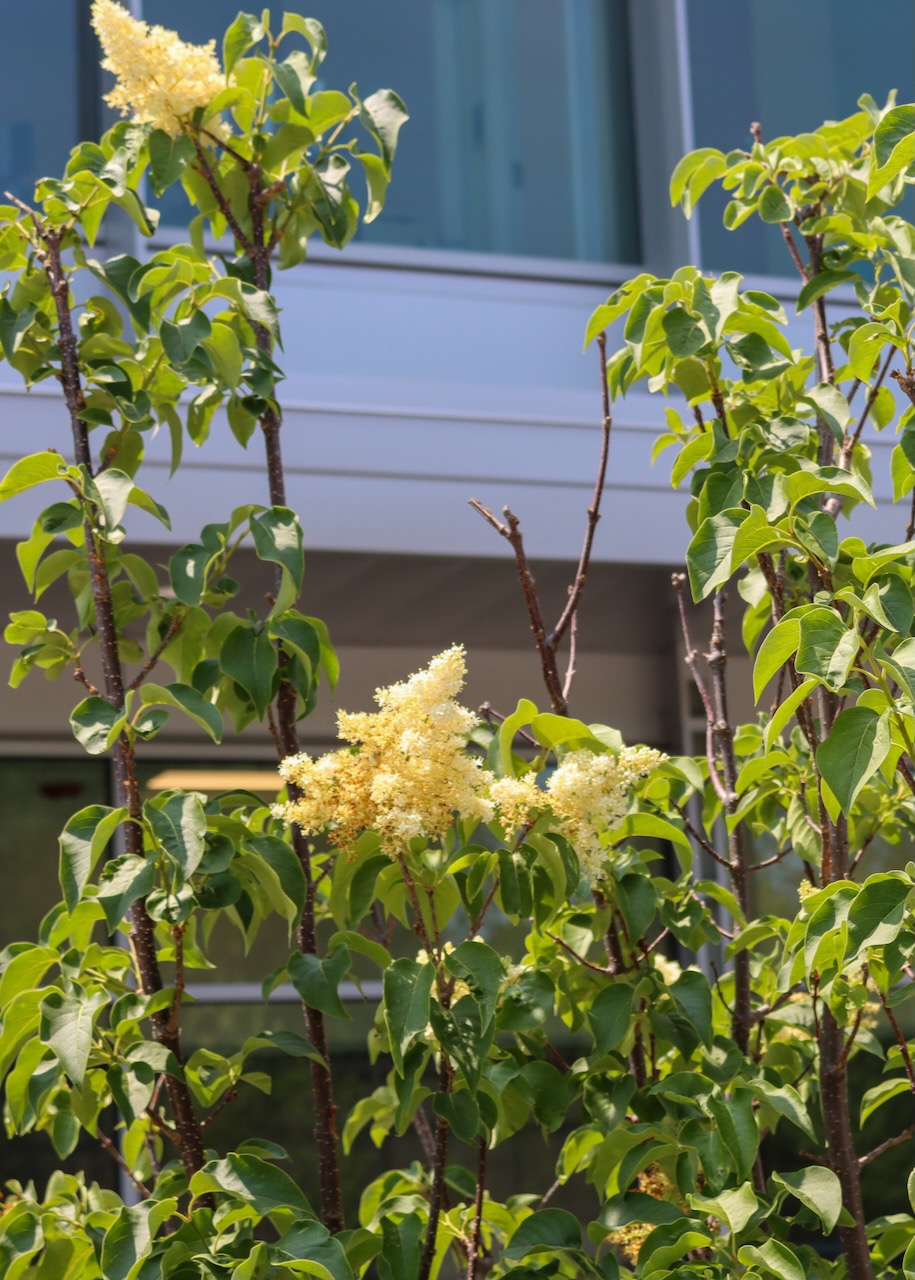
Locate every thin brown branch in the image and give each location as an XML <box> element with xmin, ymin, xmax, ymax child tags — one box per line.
<box><xmin>897</xmin><ymin>757</ymin><xmax>915</xmax><ymax>799</ymax></box>
<box><xmin>478</xmin><ymin>702</ymin><xmax>538</xmax><ymax>748</ymax></box>
<box><xmin>73</xmin><ymin>664</ymin><xmax>100</xmax><ymax>696</ymax></box>
<box><xmin>859</xmin><ymin>1125</ymin><xmax>915</xmax><ymax>1168</ymax></box>
<box><xmin>466</xmin><ymin>1138</ymin><xmax>488</xmax><ymax>1280</ymax></box>
<box><xmin>469</xmin><ymin>878</ymin><xmax>500</xmax><ymax>937</ymax></box>
<box><xmin>672</xmin><ymin>575</ymin><xmax>730</xmax><ymax>807</ymax></box>
<box><xmin>890</xmin><ymin>366</ymin><xmax>915</xmax><ymax>409</ymax></box>
<box><xmin>418</xmin><ymin>1059</ymin><xmax>452</xmax><ymax>1280</ymax></box>
<box><xmin>748</xmin><ymin>845</ymin><xmax>795</xmax><ymax>871</ymax></box>
<box><xmin>469</xmin><ymin>501</ymin><xmax>566</xmax><ymax>713</ymax></box>
<box><xmin>876</xmin><ymin>988</ymin><xmax>915</xmax><ymax>1091</ymax></box>
<box><xmin>412</xmin><ymin>1104</ymin><xmax>438</xmax><ymax>1165</ymax></box>
<box><xmin>165</xmin><ymin>924</ymin><xmax>185</xmax><ymax>1039</ymax></box>
<box><xmin>127</xmin><ymin>613</ymin><xmax>183</xmax><ymax>692</ymax></box>
<box><xmin>188</xmin><ymin>135</ymin><xmax>253</xmax><ymax>253</ymax></box>
<box><xmin>670</xmin><ymin>801</ymin><xmax>731</xmax><ymax>870</ymax></box>
<box><xmin>750</xmin><ymin>985</ymin><xmax>804</xmax><ymax>1025</ymax></box>
<box><xmin>98</xmin><ymin>1129</ymin><xmax>152</xmax><ymax>1198</ymax></box>
<box><xmin>545</xmin><ymin>930</ymin><xmax>612</xmax><ymax>975</ymax></box>
<box><xmin>201</xmin><ymin>1088</ymin><xmax>240</xmax><ymax>1130</ymax></box>
<box><xmin>550</xmin><ymin>332</ymin><xmax>613</xmax><ymax>650</ymax></box>
<box><xmin>840</xmin><ymin>348</ymin><xmax>893</xmax><ymax>466</ymax></box>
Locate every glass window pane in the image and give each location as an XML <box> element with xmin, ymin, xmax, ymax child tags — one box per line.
<box><xmin>0</xmin><ymin>4</ymin><xmax>93</xmax><ymax>200</ymax></box>
<box><xmin>0</xmin><ymin>757</ymin><xmax>109</xmax><ymax>946</ymax></box>
<box><xmin>687</xmin><ymin>0</ymin><xmax>915</xmax><ymax>274</ymax></box>
<box><xmin>143</xmin><ymin>0</ymin><xmax>640</xmax><ymax>263</ymax></box>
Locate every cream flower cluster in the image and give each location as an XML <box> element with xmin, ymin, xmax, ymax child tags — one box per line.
<box><xmin>91</xmin><ymin>0</ymin><xmax>224</xmax><ymax>137</ymax></box>
<box><xmin>277</xmin><ymin>647</ymin><xmax>495</xmax><ymax>853</ymax></box>
<box><xmin>491</xmin><ymin>745</ymin><xmax>666</xmax><ymax>879</ymax></box>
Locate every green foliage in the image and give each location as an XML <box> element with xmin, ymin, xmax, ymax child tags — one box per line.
<box><xmin>0</xmin><ymin>12</ymin><xmax>912</xmax><ymax>1280</ymax></box>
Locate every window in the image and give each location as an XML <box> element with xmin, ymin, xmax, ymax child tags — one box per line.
<box><xmin>0</xmin><ymin>3</ymin><xmax>96</xmax><ymax>205</ymax></box>
<box><xmin>687</xmin><ymin>0</ymin><xmax>915</xmax><ymax>274</ymax></box>
<box><xmin>143</xmin><ymin>0</ymin><xmax>641</xmax><ymax>263</ymax></box>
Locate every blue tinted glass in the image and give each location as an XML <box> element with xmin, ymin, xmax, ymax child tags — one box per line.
<box><xmin>688</xmin><ymin>0</ymin><xmax>915</xmax><ymax>274</ymax></box>
<box><xmin>0</xmin><ymin>3</ymin><xmax>86</xmax><ymax>201</ymax></box>
<box><xmin>144</xmin><ymin>0</ymin><xmax>640</xmax><ymax>263</ymax></box>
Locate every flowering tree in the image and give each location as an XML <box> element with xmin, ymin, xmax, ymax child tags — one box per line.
<box><xmin>0</xmin><ymin>6</ymin><xmax>913</xmax><ymax>1279</ymax></box>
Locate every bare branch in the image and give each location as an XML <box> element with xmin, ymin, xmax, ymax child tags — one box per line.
<box><xmin>551</xmin><ymin>333</ymin><xmax>613</xmax><ymax>650</ymax></box>
<box><xmin>545</xmin><ymin>930</ymin><xmax>612</xmax><ymax>975</ymax></box>
<box><xmin>468</xmin><ymin>501</ymin><xmax>566</xmax><ymax>713</ymax></box>
<box><xmin>127</xmin><ymin>613</ymin><xmax>183</xmax><ymax>692</ymax></box>
<box><xmin>859</xmin><ymin>1125</ymin><xmax>915</xmax><ymax>1168</ymax></box>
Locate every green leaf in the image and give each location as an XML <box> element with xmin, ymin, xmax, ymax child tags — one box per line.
<box><xmin>145</xmin><ymin>791</ymin><xmax>207</xmax><ymax>877</ymax></box>
<box><xmin>273</xmin><ymin>50</ymin><xmax>316</xmax><ymax>115</ymax></box>
<box><xmin>69</xmin><ymin>696</ymin><xmax>122</xmax><ymax>755</ymax></box>
<box><xmin>860</xmin><ymin>1076</ymin><xmax>911</xmax><ymax>1125</ymax></box>
<box><xmin>498</xmin><ymin>698</ymin><xmax>539</xmax><ymax>775</ymax></box>
<box><xmin>139</xmin><ymin>683</ymin><xmax>223</xmax><ymax>743</ymax></box>
<box><xmin>97</xmin><ymin>855</ymin><xmax>155</xmax><ymax>931</ymax></box>
<box><xmin>669</xmin><ymin>970</ymin><xmax>713</xmax><ymax>1047</ymax></box>
<box><xmin>796</xmin><ymin>270</ymin><xmax>857</xmax><ymax>312</ymax></box>
<box><xmin>844</xmin><ymin>872</ymin><xmax>911</xmax><ymax>956</ymax></box>
<box><xmin>738</xmin><ymin>1240</ymin><xmax>806</xmax><ymax>1280</ymax></box>
<box><xmin>251</xmin><ymin>506</ymin><xmax>304</xmax><ymax>590</ymax></box>
<box><xmin>816</xmin><ymin>707</ymin><xmax>891</xmax><ymax>813</ymax></box>
<box><xmin>378</xmin><ymin>1212</ymin><xmax>423</xmax><ymax>1280</ymax></box>
<box><xmin>0</xmin><ymin>452</ymin><xmax>67</xmax><ymax>503</ymax></box>
<box><xmin>223</xmin><ymin>12</ymin><xmax>265</xmax><ymax>73</ymax></box>
<box><xmin>383</xmin><ymin>958</ymin><xmax>434</xmax><ymax>1073</ymax></box>
<box><xmin>589</xmin><ymin>984</ymin><xmax>632</xmax><ymax>1054</ymax></box>
<box><xmin>753</xmin><ymin>618</ymin><xmax>800</xmax><ymax>701</ymax></box>
<box><xmin>690</xmin><ymin>1182</ymin><xmax>758</xmax><ymax>1233</ymax></box>
<box><xmin>39</xmin><ymin>987</ymin><xmax>107</xmax><ymax>1085</ymax></box>
<box><xmin>202</xmin><ymin>321</ymin><xmax>244</xmax><ymax>389</ymax></box>
<box><xmin>796</xmin><ymin>607</ymin><xmax>858</xmax><ymax>691</ymax></box>
<box><xmin>869</xmin><ymin>104</ymin><xmax>915</xmax><ymax>195</ymax></box>
<box><xmin>599</xmin><ymin>1192</ymin><xmax>684</xmax><ymax>1228</ymax></box>
<box><xmin>245</xmin><ymin>835</ymin><xmax>307</xmax><ymax>916</ymax></box>
<box><xmin>358</xmin><ymin>89</ymin><xmax>409</xmax><ymax>169</ymax></box>
<box><xmin>169</xmin><ymin>542</ymin><xmax>210</xmax><ymax>605</ymax></box>
<box><xmin>281</xmin><ymin>14</ymin><xmax>327</xmax><ymax>65</ymax></box>
<box><xmin>148</xmin><ymin>130</ymin><xmax>194</xmax><ymax>195</ymax></box>
<box><xmin>504</xmin><ymin>1208</ymin><xmax>581</xmax><ymax>1258</ymax></box>
<box><xmin>58</xmin><ymin>804</ymin><xmax>127</xmax><ymax>912</ymax></box>
<box><xmin>443</xmin><ymin>940</ymin><xmax>504</xmax><ymax>1030</ymax></box>
<box><xmin>709</xmin><ymin>1087</ymin><xmax>758</xmax><ymax>1181</ymax></box>
<box><xmin>746</xmin><ymin>1079</ymin><xmax>816</xmax><ymax>1142</ymax></box>
<box><xmin>432</xmin><ymin>1090</ymin><xmax>479</xmax><ymax>1142</ymax></box>
<box><xmin>100</xmin><ymin>1203</ymin><xmax>152</xmax><ymax>1280</ymax></box>
<box><xmin>758</xmin><ymin>184</ymin><xmax>793</xmax><ymax>223</ymax></box>
<box><xmin>772</xmin><ymin>1166</ymin><xmax>842</xmax><ymax>1233</ymax></box>
<box><xmin>288</xmin><ymin>946</ymin><xmax>351</xmax><ymax>1019</ymax></box>
<box><xmin>686</xmin><ymin>508</ymin><xmax>745</xmax><ymax>600</ymax></box>
<box><xmin>221</xmin><ymin>624</ymin><xmax>278</xmax><ymax>718</ymax></box>
<box><xmin>764</xmin><ymin>676</ymin><xmax>820</xmax><ymax>749</ymax></box>
<box><xmin>661</xmin><ymin>306</ymin><xmax>707</xmax><ymax>358</ymax></box>
<box><xmin>0</xmin><ymin>945</ymin><xmax>58</xmax><ymax>1007</ymax></box>
<box><xmin>191</xmin><ymin>1153</ymin><xmax>314</xmax><ymax>1214</ymax></box>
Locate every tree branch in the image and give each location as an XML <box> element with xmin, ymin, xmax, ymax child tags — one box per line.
<box><xmin>466</xmin><ymin>1138</ymin><xmax>488</xmax><ymax>1280</ymax></box>
<box><xmin>468</xmin><ymin>501</ymin><xmax>567</xmax><ymax>713</ymax></box>
<box><xmin>859</xmin><ymin>1125</ymin><xmax>915</xmax><ymax>1168</ymax></box>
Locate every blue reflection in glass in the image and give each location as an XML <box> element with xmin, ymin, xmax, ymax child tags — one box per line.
<box><xmin>144</xmin><ymin>0</ymin><xmax>641</xmax><ymax>263</ymax></box>
<box><xmin>688</xmin><ymin>0</ymin><xmax>915</xmax><ymax>275</ymax></box>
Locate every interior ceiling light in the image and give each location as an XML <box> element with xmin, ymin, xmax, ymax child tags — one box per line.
<box><xmin>145</xmin><ymin>769</ymin><xmax>284</xmax><ymax>793</ymax></box>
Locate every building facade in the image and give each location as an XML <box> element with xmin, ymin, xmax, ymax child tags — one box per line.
<box><xmin>0</xmin><ymin>0</ymin><xmax>912</xmax><ymax>1194</ymax></box>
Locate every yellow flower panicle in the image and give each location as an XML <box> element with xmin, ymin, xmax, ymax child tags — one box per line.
<box><xmin>606</xmin><ymin>1167</ymin><xmax>674</xmax><ymax>1264</ymax></box>
<box><xmin>493</xmin><ymin>745</ymin><xmax>666</xmax><ymax>880</ymax></box>
<box><xmin>277</xmin><ymin>647</ymin><xmax>494</xmax><ymax>853</ymax></box>
<box><xmin>91</xmin><ymin>0</ymin><xmax>224</xmax><ymax>137</ymax></box>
